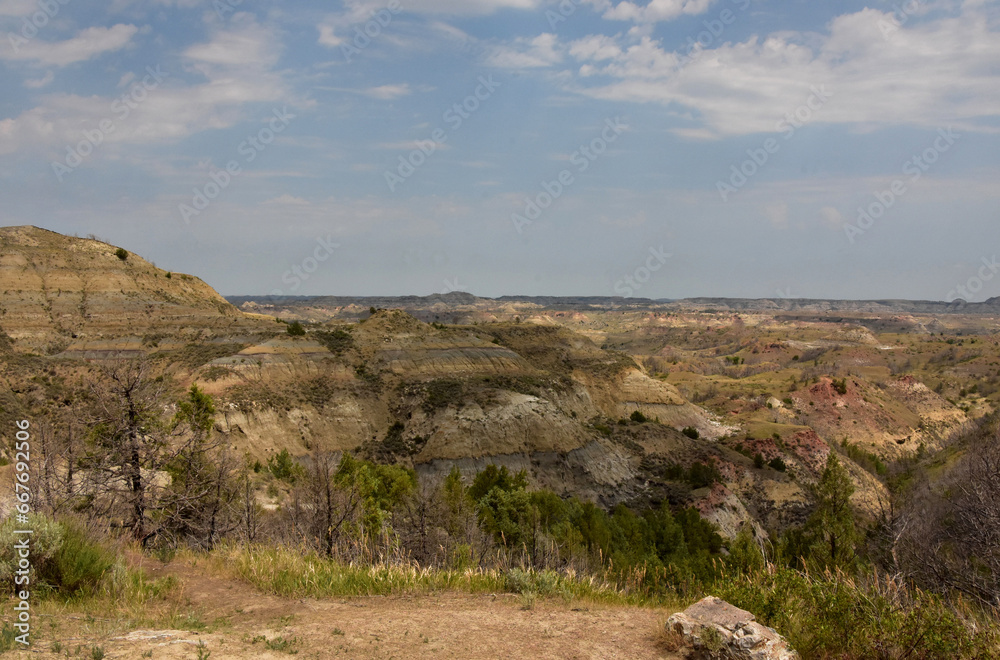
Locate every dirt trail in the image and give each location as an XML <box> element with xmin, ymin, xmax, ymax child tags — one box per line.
<box><xmin>18</xmin><ymin>559</ymin><xmax>682</xmax><ymax>659</ymax></box>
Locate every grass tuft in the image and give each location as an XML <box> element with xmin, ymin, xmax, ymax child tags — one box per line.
<box><xmin>211</xmin><ymin>544</ymin><xmax>659</xmax><ymax>608</ymax></box>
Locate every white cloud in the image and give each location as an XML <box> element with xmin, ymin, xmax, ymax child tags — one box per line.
<box><xmin>487</xmin><ymin>33</ymin><xmax>563</xmax><ymax>68</ymax></box>
<box><xmin>315</xmin><ymin>84</ymin><xmax>415</xmax><ymax>99</ymax></box>
<box><xmin>0</xmin><ymin>16</ymin><xmax>295</xmax><ymax>156</ymax></box>
<box><xmin>562</xmin><ymin>5</ymin><xmax>1000</xmax><ymax>136</ymax></box>
<box><xmin>317</xmin><ymin>24</ymin><xmax>343</xmax><ymax>48</ymax></box>
<box><xmin>317</xmin><ymin>0</ymin><xmax>538</xmax><ymax>52</ymax></box>
<box><xmin>184</xmin><ymin>14</ymin><xmax>279</xmax><ymax>67</ymax></box>
<box><xmin>568</xmin><ymin>34</ymin><xmax>622</xmax><ymax>62</ymax></box>
<box><xmin>376</xmin><ymin>140</ymin><xmax>451</xmax><ymax>150</ymax></box>
<box><xmin>603</xmin><ymin>0</ymin><xmax>716</xmax><ymax>24</ymax></box>
<box><xmin>371</xmin><ymin>0</ymin><xmax>538</xmax><ymax>15</ymax></box>
<box><xmin>23</xmin><ymin>70</ymin><xmax>53</xmax><ymax>88</ymax></box>
<box><xmin>3</xmin><ymin>24</ymin><xmax>138</xmax><ymax>66</ymax></box>
<box><xmin>362</xmin><ymin>83</ymin><xmax>412</xmax><ymax>100</ymax></box>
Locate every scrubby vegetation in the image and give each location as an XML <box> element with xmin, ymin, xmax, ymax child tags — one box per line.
<box><xmin>6</xmin><ymin>339</ymin><xmax>1000</xmax><ymax>657</ymax></box>
<box><xmin>314</xmin><ymin>327</ymin><xmax>354</xmax><ymax>355</ymax></box>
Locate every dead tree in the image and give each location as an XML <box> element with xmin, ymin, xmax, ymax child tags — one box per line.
<box><xmin>84</xmin><ymin>358</ymin><xmax>169</xmax><ymax>544</ymax></box>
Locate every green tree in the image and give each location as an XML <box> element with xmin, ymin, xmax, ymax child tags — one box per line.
<box><xmin>477</xmin><ymin>487</ymin><xmax>534</xmax><ymax>549</ymax></box>
<box><xmin>809</xmin><ymin>453</ymin><xmax>858</xmax><ymax>569</ymax></box>
<box><xmin>467</xmin><ymin>465</ymin><xmax>527</xmax><ymax>502</ymax></box>
<box><xmin>268</xmin><ymin>449</ymin><xmax>302</xmax><ymax>483</ymax></box>
<box><xmin>174</xmin><ymin>384</ymin><xmax>215</xmax><ymax>438</ymax></box>
<box><xmin>687</xmin><ymin>461</ymin><xmax>721</xmax><ymax>488</ymax></box>
<box><xmin>163</xmin><ymin>385</ymin><xmax>237</xmax><ymax>549</ymax></box>
<box><xmin>334</xmin><ymin>453</ymin><xmax>415</xmax><ymax>536</ymax></box>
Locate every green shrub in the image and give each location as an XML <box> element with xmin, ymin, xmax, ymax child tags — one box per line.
<box><xmin>0</xmin><ymin>623</ymin><xmax>17</xmax><ymax>652</ymax></box>
<box><xmin>423</xmin><ymin>379</ymin><xmax>464</xmax><ymax>413</ymax></box>
<box><xmin>0</xmin><ymin>515</ymin><xmax>113</xmax><ymax>597</ymax></box>
<box><xmin>315</xmin><ymin>328</ymin><xmax>354</xmax><ymax>355</ymax></box>
<box><xmin>681</xmin><ymin>426</ymin><xmax>700</xmax><ymax>439</ymax></box>
<box><xmin>629</xmin><ymin>410</ymin><xmax>648</xmax><ymax>423</ymax></box>
<box><xmin>716</xmin><ymin>565</ymin><xmax>996</xmax><ymax>659</ymax></box>
<box><xmin>114</xmin><ymin>248</ymin><xmax>128</xmax><ymax>261</ymax></box>
<box><xmin>286</xmin><ymin>321</ymin><xmax>306</xmax><ymax>336</ymax></box>
<box><xmin>687</xmin><ymin>462</ymin><xmax>721</xmax><ymax>489</ymax></box>
<box><xmin>50</xmin><ymin>524</ymin><xmax>115</xmax><ymax>596</ymax></box>
<box><xmin>768</xmin><ymin>457</ymin><xmax>787</xmax><ymax>472</ymax></box>
<box><xmin>468</xmin><ymin>465</ymin><xmax>527</xmax><ymax>502</ymax></box>
<box><xmin>664</xmin><ymin>463</ymin><xmax>687</xmax><ymax>481</ymax></box>
<box><xmin>268</xmin><ymin>449</ymin><xmax>303</xmax><ymax>483</ymax></box>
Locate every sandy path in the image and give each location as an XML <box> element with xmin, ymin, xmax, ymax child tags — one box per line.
<box><xmin>13</xmin><ymin>559</ymin><xmax>682</xmax><ymax>659</ymax></box>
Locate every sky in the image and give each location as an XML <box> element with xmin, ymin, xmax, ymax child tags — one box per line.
<box><xmin>0</xmin><ymin>0</ymin><xmax>999</xmax><ymax>301</ymax></box>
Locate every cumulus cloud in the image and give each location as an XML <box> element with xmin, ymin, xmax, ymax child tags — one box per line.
<box><xmin>317</xmin><ymin>24</ymin><xmax>343</xmax><ymax>48</ymax></box>
<box><xmin>568</xmin><ymin>34</ymin><xmax>622</xmax><ymax>62</ymax></box>
<box><xmin>376</xmin><ymin>0</ymin><xmax>539</xmax><ymax>15</ymax></box>
<box><xmin>486</xmin><ymin>33</ymin><xmax>563</xmax><ymax>68</ymax></box>
<box><xmin>562</xmin><ymin>5</ymin><xmax>1000</xmax><ymax>137</ymax></box>
<box><xmin>0</xmin><ymin>15</ymin><xmax>294</xmax><ymax>156</ymax></box>
<box><xmin>602</xmin><ymin>0</ymin><xmax>716</xmax><ymax>23</ymax></box>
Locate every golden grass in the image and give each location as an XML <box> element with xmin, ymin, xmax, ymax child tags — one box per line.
<box><xmin>208</xmin><ymin>544</ymin><xmax>682</xmax><ymax>609</ymax></box>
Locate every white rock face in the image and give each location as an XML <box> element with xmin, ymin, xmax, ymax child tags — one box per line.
<box><xmin>666</xmin><ymin>597</ymin><xmax>799</xmax><ymax>660</ymax></box>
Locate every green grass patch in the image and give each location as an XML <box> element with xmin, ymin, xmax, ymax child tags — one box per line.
<box><xmin>716</xmin><ymin>565</ymin><xmax>1000</xmax><ymax>659</ymax></box>
<box><xmin>212</xmin><ymin>545</ymin><xmax>658</xmax><ymax>607</ymax></box>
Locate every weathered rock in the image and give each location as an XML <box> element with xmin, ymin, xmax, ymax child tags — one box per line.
<box><xmin>666</xmin><ymin>597</ymin><xmax>799</xmax><ymax>660</ymax></box>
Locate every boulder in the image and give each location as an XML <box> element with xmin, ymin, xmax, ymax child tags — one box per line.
<box><xmin>666</xmin><ymin>597</ymin><xmax>799</xmax><ymax>660</ymax></box>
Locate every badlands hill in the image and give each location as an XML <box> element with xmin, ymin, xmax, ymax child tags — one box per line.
<box><xmin>0</xmin><ymin>225</ymin><xmax>260</xmax><ymax>353</ymax></box>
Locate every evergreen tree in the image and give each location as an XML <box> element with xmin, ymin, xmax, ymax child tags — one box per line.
<box><xmin>809</xmin><ymin>452</ymin><xmax>858</xmax><ymax>569</ymax></box>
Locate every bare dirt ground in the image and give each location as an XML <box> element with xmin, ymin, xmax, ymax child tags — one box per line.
<box><xmin>13</xmin><ymin>559</ymin><xmax>683</xmax><ymax>659</ymax></box>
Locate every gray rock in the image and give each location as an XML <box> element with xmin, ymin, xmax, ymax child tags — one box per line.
<box><xmin>666</xmin><ymin>596</ymin><xmax>799</xmax><ymax>660</ymax></box>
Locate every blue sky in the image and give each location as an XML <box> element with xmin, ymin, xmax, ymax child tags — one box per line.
<box><xmin>1</xmin><ymin>0</ymin><xmax>999</xmax><ymax>300</ymax></box>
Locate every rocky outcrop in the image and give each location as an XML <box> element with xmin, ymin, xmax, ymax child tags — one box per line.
<box><xmin>667</xmin><ymin>597</ymin><xmax>799</xmax><ymax>659</ymax></box>
<box><xmin>0</xmin><ymin>225</ymin><xmax>259</xmax><ymax>352</ymax></box>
